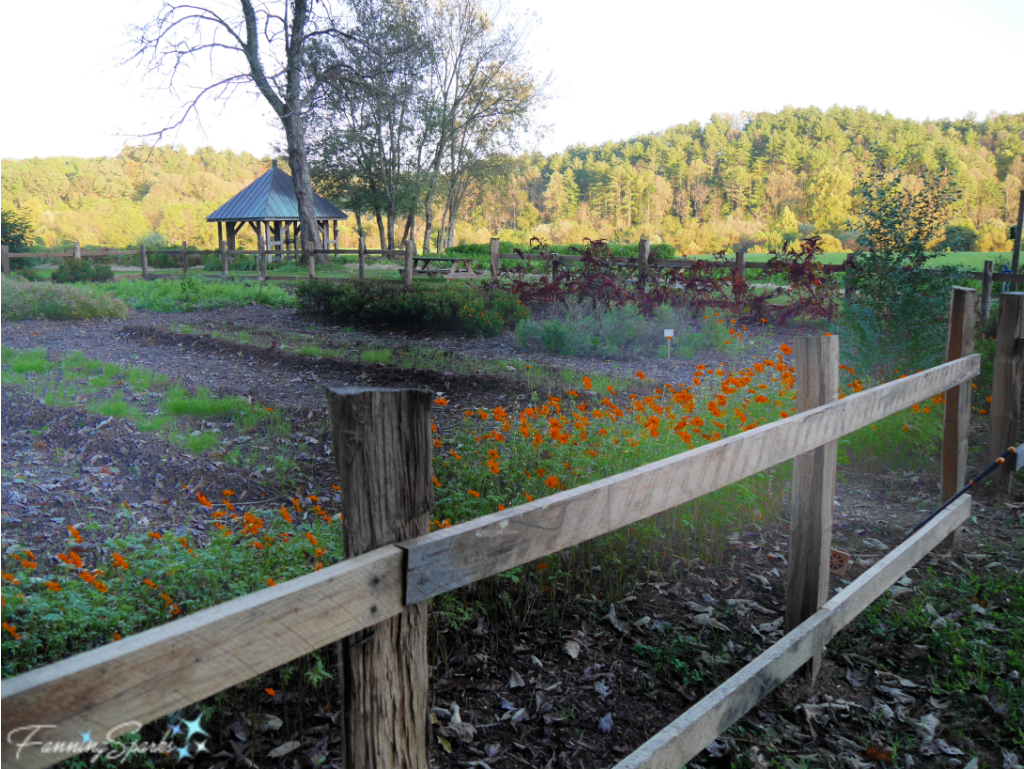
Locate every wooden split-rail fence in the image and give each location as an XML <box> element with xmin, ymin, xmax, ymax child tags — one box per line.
<box><xmin>4</xmin><ymin>238</ymin><xmax>1022</xmax><ymax>311</ymax></box>
<box><xmin>4</xmin><ymin>286</ymin><xmax>1022</xmax><ymax>768</ymax></box>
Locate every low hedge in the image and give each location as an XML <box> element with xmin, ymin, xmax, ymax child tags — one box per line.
<box><xmin>296</xmin><ymin>280</ymin><xmax>528</xmax><ymax>337</ymax></box>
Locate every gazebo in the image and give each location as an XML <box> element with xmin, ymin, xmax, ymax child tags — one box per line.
<box><xmin>207</xmin><ymin>160</ymin><xmax>347</xmax><ymax>259</ymax></box>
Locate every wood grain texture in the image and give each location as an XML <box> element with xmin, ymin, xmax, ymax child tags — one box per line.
<box><xmin>941</xmin><ymin>287</ymin><xmax>977</xmax><ymax>548</ymax></box>
<box><xmin>327</xmin><ymin>387</ymin><xmax>433</xmax><ymax>769</ymax></box>
<box><xmin>615</xmin><ymin>493</ymin><xmax>972</xmax><ymax>769</ymax></box>
<box><xmin>491</xmin><ymin>238</ymin><xmax>500</xmax><ymax>279</ymax></box>
<box><xmin>403</xmin><ymin>240</ymin><xmax>414</xmax><ymax>287</ymax></box>
<box><xmin>784</xmin><ymin>336</ymin><xmax>839</xmax><ymax>683</ymax></box>
<box><xmin>0</xmin><ymin>547</ymin><xmax>406</xmax><ymax>769</ymax></box>
<box><xmin>989</xmin><ymin>293</ymin><xmax>1024</xmax><ymax>494</ymax></box>
<box><xmin>404</xmin><ymin>354</ymin><xmax>979</xmax><ymax>604</ymax></box>
<box><xmin>980</xmin><ymin>261</ymin><xmax>993</xmax><ymax>321</ymax></box>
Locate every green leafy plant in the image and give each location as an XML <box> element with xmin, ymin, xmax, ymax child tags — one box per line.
<box><xmin>51</xmin><ymin>260</ymin><xmax>114</xmax><ymax>284</ymax></box>
<box><xmin>1</xmin><ymin>277</ymin><xmax>130</xmax><ymax>321</ymax></box>
<box><xmin>295</xmin><ymin>280</ymin><xmax>527</xmax><ymax>337</ymax></box>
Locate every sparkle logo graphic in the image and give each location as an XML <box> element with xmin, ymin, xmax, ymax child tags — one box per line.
<box><xmin>6</xmin><ymin>712</ymin><xmax>209</xmax><ymax>764</ymax></box>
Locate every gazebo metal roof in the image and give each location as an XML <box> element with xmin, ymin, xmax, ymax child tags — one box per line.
<box><xmin>206</xmin><ymin>164</ymin><xmax>347</xmax><ymax>223</ymax></box>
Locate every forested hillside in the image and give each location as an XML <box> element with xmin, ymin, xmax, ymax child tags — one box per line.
<box><xmin>2</xmin><ymin>107</ymin><xmax>1022</xmax><ymax>254</ymax></box>
<box><xmin>465</xmin><ymin>107</ymin><xmax>1023</xmax><ymax>254</ymax></box>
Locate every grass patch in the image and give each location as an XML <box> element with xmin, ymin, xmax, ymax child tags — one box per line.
<box><xmin>1</xmin><ymin>276</ymin><xmax>130</xmax><ymax>321</ymax></box>
<box><xmin>361</xmin><ymin>348</ymin><xmax>393</xmax><ymax>365</ymax></box>
<box><xmin>102</xmin><ymin>276</ymin><xmax>293</xmax><ymax>312</ymax></box>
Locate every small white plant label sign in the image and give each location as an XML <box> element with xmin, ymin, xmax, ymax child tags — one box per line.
<box><xmin>664</xmin><ymin>329</ymin><xmax>674</xmax><ymax>338</ymax></box>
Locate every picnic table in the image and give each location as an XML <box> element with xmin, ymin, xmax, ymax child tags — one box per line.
<box><xmin>399</xmin><ymin>256</ymin><xmax>482</xmax><ymax>277</ymax></box>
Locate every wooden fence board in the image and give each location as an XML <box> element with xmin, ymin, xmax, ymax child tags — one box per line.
<box><xmin>0</xmin><ymin>546</ymin><xmax>406</xmax><ymax>769</ymax></box>
<box><xmin>403</xmin><ymin>355</ymin><xmax>979</xmax><ymax>603</ymax></box>
<box><xmin>615</xmin><ymin>493</ymin><xmax>972</xmax><ymax>769</ymax></box>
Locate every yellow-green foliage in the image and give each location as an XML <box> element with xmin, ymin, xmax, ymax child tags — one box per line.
<box><xmin>1</xmin><ymin>275</ymin><xmax>129</xmax><ymax>320</ymax></box>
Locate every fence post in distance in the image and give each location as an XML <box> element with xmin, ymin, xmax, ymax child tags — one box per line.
<box><xmin>844</xmin><ymin>253</ymin><xmax>858</xmax><ymax>303</ymax></box>
<box><xmin>490</xmin><ymin>237</ymin><xmax>500</xmax><ymax>280</ymax></box>
<box><xmin>785</xmin><ymin>334</ymin><xmax>840</xmax><ymax>685</ymax></box>
<box><xmin>404</xmin><ymin>240</ymin><xmax>414</xmax><ymax>287</ymax></box>
<box><xmin>639</xmin><ymin>238</ymin><xmax>650</xmax><ymax>290</ymax></box>
<box><xmin>327</xmin><ymin>387</ymin><xmax>432</xmax><ymax>769</ymax></box>
<box><xmin>988</xmin><ymin>292</ymin><xmax>1023</xmax><ymax>496</ymax></box>
<box><xmin>181</xmin><ymin>241</ymin><xmax>188</xmax><ymax>277</ymax></box>
<box><xmin>73</xmin><ymin>241</ymin><xmax>81</xmax><ymax>260</ymax></box>
<box><xmin>140</xmin><ymin>244</ymin><xmax>149</xmax><ymax>280</ymax></box>
<box><xmin>220</xmin><ymin>241</ymin><xmax>229</xmax><ymax>279</ymax></box>
<box><xmin>359</xmin><ymin>236</ymin><xmax>366</xmax><ymax>281</ymax></box>
<box><xmin>980</xmin><ymin>260</ymin><xmax>993</xmax><ymax>323</ymax></box>
<box><xmin>940</xmin><ymin>286</ymin><xmax>977</xmax><ymax>549</ymax></box>
<box><xmin>2</xmin><ymin>245</ymin><xmax>9</xmax><ymax>277</ymax></box>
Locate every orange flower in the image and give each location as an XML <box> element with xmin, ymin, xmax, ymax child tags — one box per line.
<box><xmin>196</xmin><ymin>492</ymin><xmax>212</xmax><ymax>509</ymax></box>
<box><xmin>113</xmin><ymin>631</ymin><xmax>122</xmax><ymax>641</ymax></box>
<box><xmin>3</xmin><ymin>622</ymin><xmax>22</xmax><ymax>640</ymax></box>
<box><xmin>148</xmin><ymin>532</ymin><xmax>163</xmax><ymax>540</ymax></box>
<box><xmin>525</xmin><ymin>493</ymin><xmax>534</xmax><ymax>502</ymax></box>
<box><xmin>44</xmin><ymin>580</ymin><xmax>61</xmax><ymax>592</ymax></box>
<box><xmin>142</xmin><ymin>578</ymin><xmax>158</xmax><ymax>589</ymax></box>
<box><xmin>68</xmin><ymin>526</ymin><xmax>83</xmax><ymax>543</ymax></box>
<box><xmin>332</xmin><ymin>484</ymin><xmax>341</xmax><ymax>491</ymax></box>
<box><xmin>902</xmin><ymin>424</ymin><xmax>910</xmax><ymax>432</ymax></box>
<box><xmin>292</xmin><ymin>497</ymin><xmax>302</xmax><ymax>512</ymax></box>
<box><xmin>607</xmin><ymin>385</ymin><xmax>616</xmax><ymax>395</ymax></box>
<box><xmin>305</xmin><ymin>532</ymin><xmax>319</xmax><ymax>548</ymax></box>
<box><xmin>467</xmin><ymin>489</ymin><xmax>481</xmax><ymax>498</ymax></box>
<box><xmin>434</xmin><ymin>397</ymin><xmax>449</xmax><ymax>406</ymax></box>
<box><xmin>779</xmin><ymin>343</ymin><xmax>793</xmax><ymax>355</ymax></box>
<box><xmin>266</xmin><ymin>688</ymin><xmax>276</xmax><ymax>696</ymax></box>
<box><xmin>111</xmin><ymin>552</ymin><xmax>129</xmax><ymax>570</ymax></box>
<box><xmin>545</xmin><ymin>476</ymin><xmax>560</xmax><ymax>489</ymax></box>
<box><xmin>265</xmin><ymin>408</ymin><xmax>274</xmax><ymax>413</ymax></box>
<box><xmin>583</xmin><ymin>376</ymin><xmax>592</xmax><ymax>390</ymax></box>
<box><xmin>635</xmin><ymin>371</ymin><xmax>646</xmax><ymax>380</ymax></box>
<box><xmin>281</xmin><ymin>506</ymin><xmax>293</xmax><ymax>523</ymax></box>
<box><xmin>267</xmin><ymin>578</ymin><xmax>276</xmax><ymax>586</ymax></box>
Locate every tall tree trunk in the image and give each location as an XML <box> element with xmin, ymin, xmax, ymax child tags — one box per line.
<box><xmin>421</xmin><ymin>183</ymin><xmax>437</xmax><ymax>255</ymax></box>
<box><xmin>386</xmin><ymin>198</ymin><xmax>396</xmax><ymax>251</ymax></box>
<box><xmin>354</xmin><ymin>210</ymin><xmax>364</xmax><ymax>238</ymax></box>
<box><xmin>283</xmin><ymin>113</ymin><xmax>322</xmax><ymax>264</ymax></box>
<box><xmin>374</xmin><ymin>207</ymin><xmax>386</xmax><ymax>251</ymax></box>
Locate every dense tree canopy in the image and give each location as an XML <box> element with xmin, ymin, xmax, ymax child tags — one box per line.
<box><xmin>2</xmin><ymin>107</ymin><xmax>1021</xmax><ymax>254</ymax></box>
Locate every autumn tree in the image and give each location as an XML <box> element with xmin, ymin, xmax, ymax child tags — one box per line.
<box><xmin>128</xmin><ymin>0</ymin><xmax>395</xmax><ymax>261</ymax></box>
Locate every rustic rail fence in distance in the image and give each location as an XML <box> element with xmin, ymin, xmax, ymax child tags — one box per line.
<box><xmin>2</xmin><ymin>286</ymin><xmax>996</xmax><ymax>768</ymax></box>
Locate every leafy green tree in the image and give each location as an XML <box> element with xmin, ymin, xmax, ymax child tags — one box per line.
<box><xmin>1</xmin><ymin>208</ymin><xmax>36</xmax><ymax>252</ymax></box>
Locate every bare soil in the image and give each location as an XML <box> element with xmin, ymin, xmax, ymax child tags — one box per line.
<box><xmin>2</xmin><ymin>306</ymin><xmax>1021</xmax><ymax>769</ymax></box>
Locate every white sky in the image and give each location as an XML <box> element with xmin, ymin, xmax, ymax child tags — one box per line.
<box><xmin>1</xmin><ymin>0</ymin><xmax>1022</xmax><ymax>162</ymax></box>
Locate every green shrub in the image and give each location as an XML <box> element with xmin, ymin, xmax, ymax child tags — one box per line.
<box><xmin>51</xmin><ymin>260</ymin><xmax>114</xmax><ymax>283</ymax></box>
<box><xmin>104</xmin><ymin>277</ymin><xmax>293</xmax><ymax>311</ymax></box>
<box><xmin>1</xmin><ymin>276</ymin><xmax>129</xmax><ymax>320</ymax></box>
<box><xmin>295</xmin><ymin>280</ymin><xmax>527</xmax><ymax>337</ymax></box>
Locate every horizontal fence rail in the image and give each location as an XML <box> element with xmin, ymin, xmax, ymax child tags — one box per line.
<box><xmin>616</xmin><ymin>493</ymin><xmax>972</xmax><ymax>769</ymax></box>
<box><xmin>0</xmin><ymin>353</ymin><xmax>979</xmax><ymax>768</ymax></box>
<box><xmin>402</xmin><ymin>355</ymin><xmax>979</xmax><ymax>602</ymax></box>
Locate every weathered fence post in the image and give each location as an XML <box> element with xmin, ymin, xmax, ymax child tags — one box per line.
<box><xmin>843</xmin><ymin>253</ymin><xmax>858</xmax><ymax>302</ymax></box>
<box><xmin>941</xmin><ymin>287</ymin><xmax>977</xmax><ymax>549</ymax></box>
<box><xmin>181</xmin><ymin>242</ymin><xmax>188</xmax><ymax>277</ymax></box>
<box><xmin>734</xmin><ymin>250</ymin><xmax>746</xmax><ymax>283</ymax></box>
<box><xmin>785</xmin><ymin>335</ymin><xmax>840</xmax><ymax>684</ymax></box>
<box><xmin>2</xmin><ymin>245</ymin><xmax>9</xmax><ymax>277</ymax></box>
<box><xmin>327</xmin><ymin>387</ymin><xmax>432</xmax><ymax>769</ymax></box>
<box><xmin>404</xmin><ymin>239</ymin><xmax>414</xmax><ymax>287</ymax></box>
<box><xmin>220</xmin><ymin>240</ymin><xmax>229</xmax><ymax>279</ymax></box>
<box><xmin>1009</xmin><ymin>189</ymin><xmax>1023</xmax><ymax>290</ymax></box>
<box><xmin>980</xmin><ymin>260</ymin><xmax>994</xmax><ymax>322</ymax></box>
<box><xmin>308</xmin><ymin>245</ymin><xmax>316</xmax><ymax>281</ymax></box>
<box><xmin>638</xmin><ymin>238</ymin><xmax>650</xmax><ymax>290</ymax></box>
<box><xmin>258</xmin><ymin>234</ymin><xmax>267</xmax><ymax>281</ymax></box>
<box><xmin>73</xmin><ymin>241</ymin><xmax>81</xmax><ymax>260</ymax></box>
<box><xmin>490</xmin><ymin>237</ymin><xmax>500</xmax><ymax>280</ymax></box>
<box><xmin>358</xmin><ymin>236</ymin><xmax>366</xmax><ymax>281</ymax></box>
<box><xmin>140</xmin><ymin>244</ymin><xmax>149</xmax><ymax>280</ymax></box>
<box><xmin>989</xmin><ymin>292</ymin><xmax>1023</xmax><ymax>495</ymax></box>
